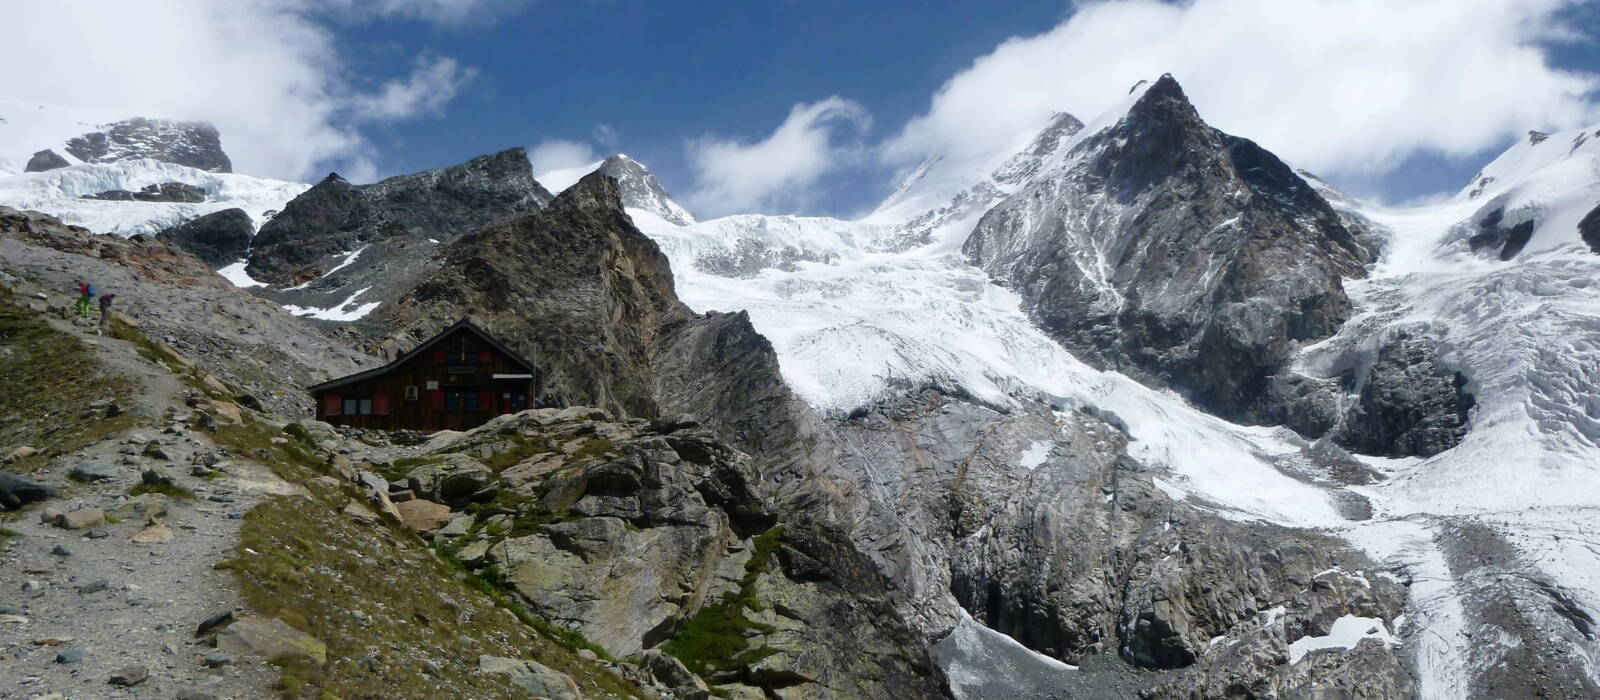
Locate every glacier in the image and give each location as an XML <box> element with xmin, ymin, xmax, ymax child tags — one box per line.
<box><xmin>627</xmin><ymin>92</ymin><xmax>1600</xmax><ymax>696</ymax></box>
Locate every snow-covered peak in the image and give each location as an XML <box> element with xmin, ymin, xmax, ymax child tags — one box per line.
<box><xmin>0</xmin><ymin>100</ymin><xmax>231</xmax><ymax>175</ymax></box>
<box><xmin>599</xmin><ymin>154</ymin><xmax>696</xmax><ymax>225</ymax></box>
<box><xmin>1461</xmin><ymin>125</ymin><xmax>1600</xmax><ymax>202</ymax></box>
<box><xmin>534</xmin><ymin>153</ymin><xmax>696</xmax><ymax>226</ymax></box>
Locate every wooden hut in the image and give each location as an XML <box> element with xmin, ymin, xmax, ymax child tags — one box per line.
<box><xmin>308</xmin><ymin>319</ymin><xmax>537</xmax><ymax>432</ymax></box>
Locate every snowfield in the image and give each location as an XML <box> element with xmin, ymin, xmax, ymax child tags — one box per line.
<box><xmin>0</xmin><ymin>159</ymin><xmax>306</xmax><ymax>236</ymax></box>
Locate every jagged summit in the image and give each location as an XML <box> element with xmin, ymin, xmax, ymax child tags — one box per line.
<box><xmin>247</xmin><ymin>147</ymin><xmax>551</xmax><ymax>286</ymax></box>
<box><xmin>598</xmin><ymin>153</ymin><xmax>696</xmax><ymax>225</ymax></box>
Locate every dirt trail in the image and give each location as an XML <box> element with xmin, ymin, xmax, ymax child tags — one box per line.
<box><xmin>1</xmin><ymin>290</ymin><xmax>298</xmax><ymax>699</ymax></box>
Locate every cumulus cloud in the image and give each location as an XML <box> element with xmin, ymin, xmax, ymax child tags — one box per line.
<box><xmin>686</xmin><ymin>97</ymin><xmax>871</xmax><ymax>216</ymax></box>
<box><xmin>350</xmin><ymin>57</ymin><xmax>476</xmax><ymax>121</ymax></box>
<box><xmin>0</xmin><ymin>0</ymin><xmax>485</xmax><ymax>181</ymax></box>
<box><xmin>885</xmin><ymin>0</ymin><xmax>1599</xmax><ymax>183</ymax></box>
<box><xmin>527</xmin><ymin>138</ymin><xmax>601</xmax><ymax>192</ymax></box>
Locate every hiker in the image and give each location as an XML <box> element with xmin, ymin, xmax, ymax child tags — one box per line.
<box><xmin>73</xmin><ymin>279</ymin><xmax>93</xmax><ymax>317</ymax></box>
<box><xmin>98</xmin><ymin>292</ymin><xmax>117</xmax><ymax>330</ymax></box>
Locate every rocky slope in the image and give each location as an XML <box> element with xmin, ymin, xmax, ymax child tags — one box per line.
<box><xmin>155</xmin><ymin>208</ymin><xmax>255</xmax><ymax>268</ymax></box>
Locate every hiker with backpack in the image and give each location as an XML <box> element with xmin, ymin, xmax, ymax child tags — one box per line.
<box><xmin>98</xmin><ymin>292</ymin><xmax>117</xmax><ymax>330</ymax></box>
<box><xmin>73</xmin><ymin>279</ymin><xmax>94</xmax><ymax>317</ymax></box>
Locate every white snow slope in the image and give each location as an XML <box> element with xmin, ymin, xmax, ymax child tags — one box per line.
<box><xmin>632</xmin><ymin>86</ymin><xmax>1600</xmax><ymax>696</ymax></box>
<box><xmin>0</xmin><ymin>159</ymin><xmax>306</xmax><ymax>237</ymax></box>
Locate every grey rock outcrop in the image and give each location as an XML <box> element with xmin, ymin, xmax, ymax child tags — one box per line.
<box><xmin>1336</xmin><ymin>334</ymin><xmax>1474</xmax><ymax>457</ymax></box>
<box><xmin>963</xmin><ymin>75</ymin><xmax>1372</xmax><ymax>421</ymax></box>
<box><xmin>1467</xmin><ymin>206</ymin><xmax>1536</xmax><ymax>261</ymax></box>
<box><xmin>82</xmin><ymin>182</ymin><xmax>206</xmax><ymax>203</ymax></box>
<box><xmin>156</xmin><ymin>208</ymin><xmax>253</xmax><ymax>267</ymax></box>
<box><xmin>435</xmin><ymin>409</ymin><xmax>947</xmax><ymax>698</ymax></box>
<box><xmin>1580</xmin><ymin>201</ymin><xmax>1600</xmax><ymax>254</ymax></box>
<box><xmin>25</xmin><ymin>149</ymin><xmax>69</xmax><ymax>172</ymax></box>
<box><xmin>64</xmin><ymin>117</ymin><xmax>232</xmax><ymax>172</ymax></box>
<box><xmin>247</xmin><ymin>147</ymin><xmax>551</xmax><ymax>286</ymax></box>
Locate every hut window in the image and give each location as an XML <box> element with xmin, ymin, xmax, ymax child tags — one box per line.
<box><xmin>343</xmin><ymin>398</ymin><xmax>358</xmax><ymax>415</ymax></box>
<box><xmin>404</xmin><ymin>386</ymin><xmax>419</xmax><ymax>401</ymax></box>
<box><xmin>465</xmin><ymin>391</ymin><xmax>480</xmax><ymax>412</ymax></box>
<box><xmin>322</xmin><ymin>394</ymin><xmax>341</xmax><ymax>416</ymax></box>
<box><xmin>479</xmin><ymin>351</ymin><xmax>494</xmax><ymax>365</ymax></box>
<box><xmin>373</xmin><ymin>395</ymin><xmax>390</xmax><ymax>415</ymax></box>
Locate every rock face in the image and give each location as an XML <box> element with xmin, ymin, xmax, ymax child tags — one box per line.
<box><xmin>1336</xmin><ymin>333</ymin><xmax>1474</xmax><ymax>457</ymax></box>
<box><xmin>373</xmin><ymin>171</ymin><xmax>686</xmax><ymax>416</ymax></box>
<box><xmin>433</xmin><ymin>408</ymin><xmax>947</xmax><ymax>698</ymax></box>
<box><xmin>156</xmin><ymin>208</ymin><xmax>253</xmax><ymax>267</ymax></box>
<box><xmin>1467</xmin><ymin>206</ymin><xmax>1536</xmax><ymax>261</ymax></box>
<box><xmin>25</xmin><ymin>149</ymin><xmax>69</xmax><ymax>172</ymax></box>
<box><xmin>599</xmin><ymin>154</ymin><xmax>696</xmax><ymax>225</ymax></box>
<box><xmin>1580</xmin><ymin>201</ymin><xmax>1600</xmax><ymax>254</ymax></box>
<box><xmin>63</xmin><ymin>117</ymin><xmax>232</xmax><ymax>172</ymax></box>
<box><xmin>963</xmin><ymin>75</ymin><xmax>1372</xmax><ymax>421</ymax></box>
<box><xmin>82</xmin><ymin>182</ymin><xmax>207</xmax><ymax>203</ymax></box>
<box><xmin>247</xmin><ymin>147</ymin><xmax>551</xmax><ymax>286</ymax></box>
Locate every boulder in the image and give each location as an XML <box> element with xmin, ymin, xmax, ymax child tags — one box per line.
<box><xmin>25</xmin><ymin>149</ymin><xmax>69</xmax><ymax>172</ymax></box>
<box><xmin>108</xmin><ymin>665</ymin><xmax>149</xmax><ymax>686</ymax></box>
<box><xmin>54</xmin><ymin>507</ymin><xmax>106</xmax><ymax>530</ymax></box>
<box><xmin>70</xmin><ymin>459</ymin><xmax>119</xmax><ymax>483</ymax></box>
<box><xmin>476</xmin><ymin>655</ymin><xmax>580</xmax><ymax>700</ymax></box>
<box><xmin>406</xmin><ymin>453</ymin><xmax>491</xmax><ymax>506</ymax></box>
<box><xmin>215</xmin><ymin>618</ymin><xmax>326</xmax><ymax>664</ymax></box>
<box><xmin>0</xmin><ymin>472</ymin><xmax>55</xmax><ymax>510</ymax></box>
<box><xmin>394</xmin><ymin>499</ymin><xmax>453</xmax><ymax>533</ymax></box>
<box><xmin>642</xmin><ymin>648</ymin><xmax>710</xmax><ymax>697</ymax></box>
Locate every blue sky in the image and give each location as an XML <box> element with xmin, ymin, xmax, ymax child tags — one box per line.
<box><xmin>324</xmin><ymin>0</ymin><xmax>1600</xmax><ymax>215</ymax></box>
<box><xmin>10</xmin><ymin>1</ymin><xmax>1598</xmax><ymax>217</ymax></box>
<box><xmin>332</xmin><ymin>1</ymin><xmax>1077</xmax><ymax>214</ymax></box>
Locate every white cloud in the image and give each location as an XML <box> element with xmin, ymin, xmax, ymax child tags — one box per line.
<box><xmin>528</xmin><ymin>138</ymin><xmax>599</xmax><ymax>194</ymax></box>
<box><xmin>686</xmin><ymin>97</ymin><xmax>871</xmax><ymax>216</ymax></box>
<box><xmin>591</xmin><ymin>123</ymin><xmax>620</xmax><ymax>149</ymax></box>
<box><xmin>350</xmin><ymin>57</ymin><xmax>476</xmax><ymax>121</ymax></box>
<box><xmin>0</xmin><ymin>0</ymin><xmax>484</xmax><ymax>182</ymax></box>
<box><xmin>885</xmin><ymin>0</ymin><xmax>1599</xmax><ymax>182</ymax></box>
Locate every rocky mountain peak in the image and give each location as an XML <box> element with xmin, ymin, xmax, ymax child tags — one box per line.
<box><xmin>246</xmin><ymin>147</ymin><xmax>552</xmax><ymax>286</ymax></box>
<box><xmin>597</xmin><ymin>153</ymin><xmax>696</xmax><ymax>225</ymax></box>
<box><xmin>965</xmin><ymin>72</ymin><xmax>1372</xmax><ymax>421</ymax></box>
<box><xmin>63</xmin><ymin>117</ymin><xmax>232</xmax><ymax>173</ymax></box>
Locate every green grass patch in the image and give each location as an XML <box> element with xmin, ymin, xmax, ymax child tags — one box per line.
<box><xmin>228</xmin><ymin>487</ymin><xmax>640</xmax><ymax>698</ymax></box>
<box><xmin>0</xmin><ymin>287</ymin><xmax>139</xmax><ymax>474</ymax></box>
<box><xmin>0</xmin><ymin>527</ymin><xmax>22</xmax><ymax>538</ymax></box>
<box><xmin>662</xmin><ymin>526</ymin><xmax>784</xmax><ymax>677</ymax></box>
<box><xmin>129</xmin><ymin>481</ymin><xmax>196</xmax><ymax>500</ymax></box>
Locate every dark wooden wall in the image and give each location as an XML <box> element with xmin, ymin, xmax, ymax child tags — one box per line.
<box><xmin>312</xmin><ymin>328</ymin><xmax>535</xmax><ymax>432</ymax></box>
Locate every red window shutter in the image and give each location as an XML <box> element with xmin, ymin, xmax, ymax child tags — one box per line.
<box><xmin>479</xmin><ymin>351</ymin><xmax>493</xmax><ymax>365</ymax></box>
<box><xmin>481</xmin><ymin>391</ymin><xmax>495</xmax><ymax>413</ymax></box>
<box><xmin>429</xmin><ymin>390</ymin><xmax>445</xmax><ymax>411</ymax></box>
<box><xmin>372</xmin><ymin>395</ymin><xmax>390</xmax><ymax>416</ymax></box>
<box><xmin>322</xmin><ymin>394</ymin><xmax>341</xmax><ymax>416</ymax></box>
<box><xmin>432</xmin><ymin>350</ymin><xmax>446</xmax><ymax>363</ymax></box>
